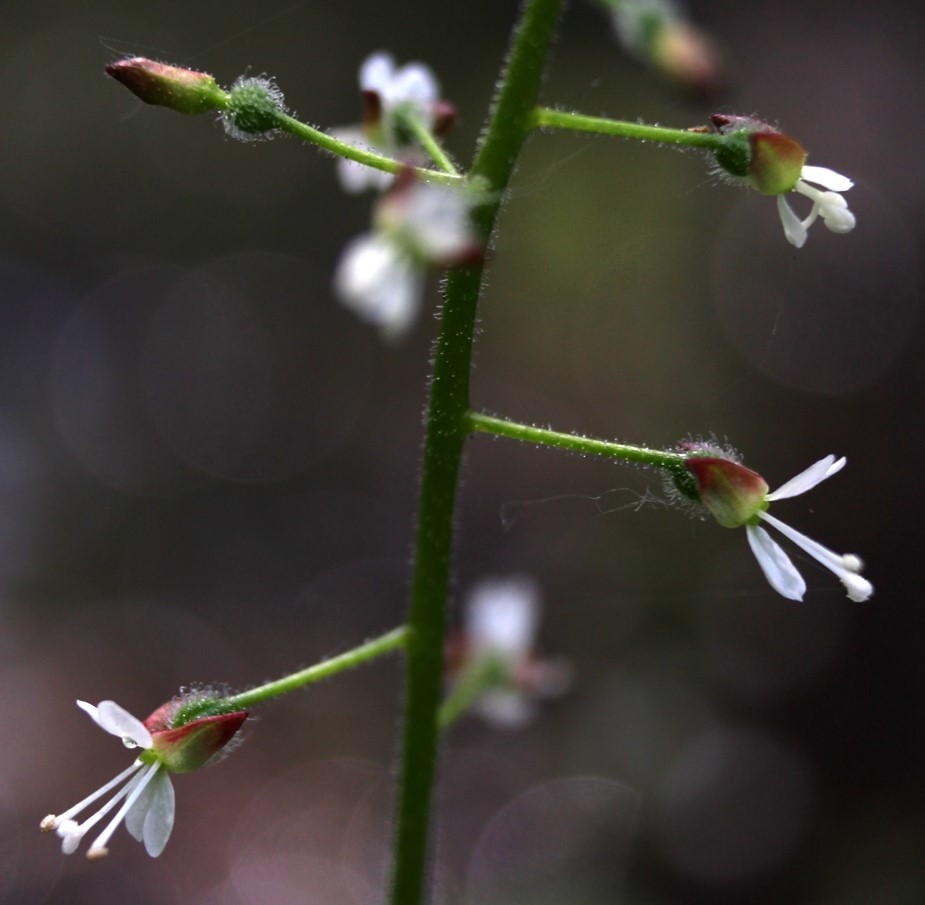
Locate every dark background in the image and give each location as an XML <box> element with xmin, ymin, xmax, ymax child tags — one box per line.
<box><xmin>2</xmin><ymin>1</ymin><xmax>923</xmax><ymax>903</ymax></box>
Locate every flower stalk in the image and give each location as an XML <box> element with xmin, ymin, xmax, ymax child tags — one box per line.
<box><xmin>221</xmin><ymin>626</ymin><xmax>410</xmax><ymax>710</ymax></box>
<box><xmin>467</xmin><ymin>410</ymin><xmax>687</xmax><ymax>470</ymax></box>
<box><xmin>389</xmin><ymin>2</ymin><xmax>564</xmax><ymax>903</ymax></box>
<box><xmin>530</xmin><ymin>106</ymin><xmax>726</xmax><ymax>151</ymax></box>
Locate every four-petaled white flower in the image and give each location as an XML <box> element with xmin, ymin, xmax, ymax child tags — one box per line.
<box><xmin>686</xmin><ymin>452</ymin><xmax>873</xmax><ymax>602</ymax></box>
<box><xmin>332</xmin><ymin>51</ymin><xmax>447</xmax><ymax>194</ymax></box>
<box><xmin>334</xmin><ymin>177</ymin><xmax>479</xmax><ymax>340</ymax></box>
<box><xmin>777</xmin><ymin>165</ymin><xmax>856</xmax><ymax>248</ymax></box>
<box><xmin>41</xmin><ymin>701</ymin><xmax>174</xmax><ymax>860</ymax></box>
<box><xmin>457</xmin><ymin>577</ymin><xmax>572</xmax><ymax>728</ymax></box>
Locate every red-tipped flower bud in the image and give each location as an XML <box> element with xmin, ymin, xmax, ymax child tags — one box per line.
<box><xmin>685</xmin><ymin>456</ymin><xmax>769</xmax><ymax>528</ymax></box>
<box><xmin>106</xmin><ymin>57</ymin><xmax>228</xmax><ymax>116</ymax></box>
<box><xmin>146</xmin><ymin>708</ymin><xmax>248</xmax><ymax>774</ymax></box>
<box><xmin>709</xmin><ymin>114</ymin><xmax>807</xmax><ymax>194</ymax></box>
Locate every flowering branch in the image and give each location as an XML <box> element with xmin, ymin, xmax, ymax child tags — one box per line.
<box><xmin>393</xmin><ymin>107</ymin><xmax>460</xmax><ymax>175</ymax></box>
<box><xmin>220</xmin><ymin>626</ymin><xmax>410</xmax><ymax>711</ymax></box>
<box><xmin>530</xmin><ymin>106</ymin><xmax>726</xmax><ymax>151</ymax></box>
<box><xmin>273</xmin><ymin>112</ymin><xmax>463</xmax><ymax>186</ymax></box>
<box><xmin>467</xmin><ymin>410</ymin><xmax>686</xmax><ymax>471</ymax></box>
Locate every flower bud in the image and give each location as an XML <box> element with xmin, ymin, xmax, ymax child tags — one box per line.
<box><xmin>685</xmin><ymin>456</ymin><xmax>769</xmax><ymax>528</ymax></box>
<box><xmin>144</xmin><ymin>695</ymin><xmax>248</xmax><ymax>773</ymax></box>
<box><xmin>144</xmin><ymin>701</ymin><xmax>247</xmax><ymax>773</ymax></box>
<box><xmin>105</xmin><ymin>57</ymin><xmax>228</xmax><ymax>116</ymax></box>
<box><xmin>709</xmin><ymin>114</ymin><xmax>807</xmax><ymax>195</ymax></box>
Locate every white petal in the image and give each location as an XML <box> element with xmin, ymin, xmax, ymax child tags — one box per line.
<box><xmin>387</xmin><ymin>63</ymin><xmax>439</xmax><ymax>108</ymax></box>
<box><xmin>125</xmin><ymin>770</ymin><xmax>175</xmax><ymax>858</ymax></box>
<box><xmin>359</xmin><ymin>52</ymin><xmax>396</xmax><ymax>92</ymax></box>
<box><xmin>800</xmin><ymin>165</ymin><xmax>854</xmax><ymax>192</ymax></box>
<box><xmin>402</xmin><ymin>184</ymin><xmax>474</xmax><ymax>261</ymax></box>
<box><xmin>329</xmin><ymin>128</ymin><xmax>396</xmax><ymax>194</ymax></box>
<box><xmin>474</xmin><ymin>690</ymin><xmax>536</xmax><ymax>729</ymax></box>
<box><xmin>78</xmin><ymin>700</ymin><xmax>152</xmax><ymax>749</ymax></box>
<box><xmin>777</xmin><ymin>195</ymin><xmax>807</xmax><ymax>248</ymax></box>
<box><xmin>334</xmin><ymin>234</ymin><xmax>421</xmax><ymax>339</ymax></box>
<box><xmin>466</xmin><ymin>578</ymin><xmax>539</xmax><ymax>657</ymax></box>
<box><xmin>759</xmin><ymin>512</ymin><xmax>874</xmax><ymax>602</ymax></box>
<box><xmin>746</xmin><ymin>524</ymin><xmax>806</xmax><ymax>601</ymax></box>
<box><xmin>766</xmin><ymin>455</ymin><xmax>845</xmax><ymax>501</ymax></box>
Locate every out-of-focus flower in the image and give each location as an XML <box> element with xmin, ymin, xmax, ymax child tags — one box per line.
<box><xmin>608</xmin><ymin>0</ymin><xmax>724</xmax><ymax>99</ymax></box>
<box><xmin>708</xmin><ymin>114</ymin><xmax>855</xmax><ymax>248</ymax></box>
<box><xmin>445</xmin><ymin>577</ymin><xmax>572</xmax><ymax>729</ymax></box>
<box><xmin>334</xmin><ymin>174</ymin><xmax>480</xmax><ymax>339</ymax></box>
<box><xmin>41</xmin><ymin>697</ymin><xmax>247</xmax><ymax>859</ymax></box>
<box><xmin>683</xmin><ymin>447</ymin><xmax>873</xmax><ymax>602</ymax></box>
<box><xmin>332</xmin><ymin>51</ymin><xmax>455</xmax><ymax>193</ymax></box>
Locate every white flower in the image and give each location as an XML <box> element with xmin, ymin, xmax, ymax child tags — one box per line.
<box><xmin>777</xmin><ymin>165</ymin><xmax>856</xmax><ymax>248</ymax></box>
<box><xmin>40</xmin><ymin>700</ymin><xmax>174</xmax><ymax>859</ymax></box>
<box><xmin>334</xmin><ymin>179</ymin><xmax>478</xmax><ymax>339</ymax></box>
<box><xmin>460</xmin><ymin>578</ymin><xmax>572</xmax><ymax>729</ymax></box>
<box><xmin>334</xmin><ymin>233</ymin><xmax>422</xmax><ymax>340</ymax></box>
<box><xmin>333</xmin><ymin>51</ymin><xmax>443</xmax><ymax>194</ymax></box>
<box><xmin>746</xmin><ymin>456</ymin><xmax>873</xmax><ymax>602</ymax></box>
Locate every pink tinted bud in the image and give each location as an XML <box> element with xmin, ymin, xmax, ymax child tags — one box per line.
<box><xmin>106</xmin><ymin>57</ymin><xmax>228</xmax><ymax>116</ymax></box>
<box><xmin>145</xmin><ymin>707</ymin><xmax>248</xmax><ymax>774</ymax></box>
<box><xmin>685</xmin><ymin>457</ymin><xmax>769</xmax><ymax>528</ymax></box>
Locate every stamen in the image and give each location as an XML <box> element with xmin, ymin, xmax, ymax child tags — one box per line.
<box><xmin>49</xmin><ymin>760</ymin><xmax>144</xmax><ymax>827</ymax></box>
<box><xmin>86</xmin><ymin>762</ymin><xmax>162</xmax><ymax>859</ymax></box>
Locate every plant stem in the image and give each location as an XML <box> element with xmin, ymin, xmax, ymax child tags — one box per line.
<box><xmin>388</xmin><ymin>2</ymin><xmax>563</xmax><ymax>904</ymax></box>
<box><xmin>437</xmin><ymin>655</ymin><xmax>505</xmax><ymax>730</ymax></box>
<box><xmin>273</xmin><ymin>111</ymin><xmax>463</xmax><ymax>186</ymax></box>
<box><xmin>466</xmin><ymin>410</ymin><xmax>687</xmax><ymax>470</ymax></box>
<box><xmin>221</xmin><ymin>627</ymin><xmax>409</xmax><ymax>711</ymax></box>
<box><xmin>396</xmin><ymin>109</ymin><xmax>461</xmax><ymax>175</ymax></box>
<box><xmin>530</xmin><ymin>106</ymin><xmax>725</xmax><ymax>151</ymax></box>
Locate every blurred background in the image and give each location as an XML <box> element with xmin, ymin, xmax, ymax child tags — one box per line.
<box><xmin>2</xmin><ymin>0</ymin><xmax>923</xmax><ymax>902</ymax></box>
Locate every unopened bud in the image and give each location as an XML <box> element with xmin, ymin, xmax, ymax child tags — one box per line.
<box><xmin>106</xmin><ymin>57</ymin><xmax>228</xmax><ymax>116</ymax></box>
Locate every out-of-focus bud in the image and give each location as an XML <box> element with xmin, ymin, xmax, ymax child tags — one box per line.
<box><xmin>649</xmin><ymin>18</ymin><xmax>724</xmax><ymax>99</ymax></box>
<box><xmin>608</xmin><ymin>0</ymin><xmax>725</xmax><ymax>101</ymax></box>
<box><xmin>105</xmin><ymin>57</ymin><xmax>228</xmax><ymax>115</ymax></box>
